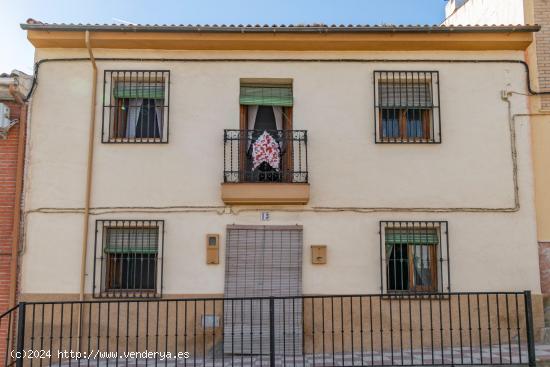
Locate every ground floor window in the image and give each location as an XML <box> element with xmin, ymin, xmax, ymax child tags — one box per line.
<box><xmin>105</xmin><ymin>247</ymin><xmax>157</xmax><ymax>291</ymax></box>
<box><xmin>93</xmin><ymin>220</ymin><xmax>164</xmax><ymax>298</ymax></box>
<box><xmin>380</xmin><ymin>221</ymin><xmax>449</xmax><ymax>294</ymax></box>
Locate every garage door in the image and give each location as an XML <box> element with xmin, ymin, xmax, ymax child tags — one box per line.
<box><xmin>224</xmin><ymin>225</ymin><xmax>303</xmax><ymax>355</ymax></box>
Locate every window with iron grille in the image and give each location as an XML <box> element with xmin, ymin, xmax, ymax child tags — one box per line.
<box><xmin>93</xmin><ymin>220</ymin><xmax>164</xmax><ymax>298</ymax></box>
<box><xmin>102</xmin><ymin>71</ymin><xmax>169</xmax><ymax>143</ymax></box>
<box><xmin>379</xmin><ymin>221</ymin><xmax>449</xmax><ymax>294</ymax></box>
<box><xmin>374</xmin><ymin>71</ymin><xmax>441</xmax><ymax>143</ymax></box>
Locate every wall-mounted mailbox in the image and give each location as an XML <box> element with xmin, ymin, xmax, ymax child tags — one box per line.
<box><xmin>206</xmin><ymin>234</ymin><xmax>220</xmax><ymax>264</ymax></box>
<box><xmin>311</xmin><ymin>245</ymin><xmax>327</xmax><ymax>264</ymax></box>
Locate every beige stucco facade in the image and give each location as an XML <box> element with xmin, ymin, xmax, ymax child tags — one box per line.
<box><xmin>446</xmin><ymin>0</ymin><xmax>550</xmax><ymax>233</ymax></box>
<box><xmin>525</xmin><ymin>0</ymin><xmax>550</xmax><ymax>247</ymax></box>
<box><xmin>445</xmin><ymin>0</ymin><xmax>550</xmax><ymax>300</ymax></box>
<box><xmin>19</xmin><ymin>44</ymin><xmax>542</xmax><ymax>298</ymax></box>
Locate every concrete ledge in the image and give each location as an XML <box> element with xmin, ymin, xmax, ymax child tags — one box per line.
<box><xmin>221</xmin><ymin>182</ymin><xmax>310</xmax><ymax>205</ymax></box>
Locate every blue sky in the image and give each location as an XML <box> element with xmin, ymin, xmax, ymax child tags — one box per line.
<box><xmin>1</xmin><ymin>0</ymin><xmax>447</xmax><ymax>74</ymax></box>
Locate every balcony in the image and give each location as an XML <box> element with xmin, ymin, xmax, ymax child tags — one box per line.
<box><xmin>222</xmin><ymin>129</ymin><xmax>309</xmax><ymax>205</ymax></box>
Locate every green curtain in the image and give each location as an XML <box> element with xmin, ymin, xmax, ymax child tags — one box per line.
<box><xmin>385</xmin><ymin>229</ymin><xmax>439</xmax><ymax>244</ymax></box>
<box><xmin>240</xmin><ymin>85</ymin><xmax>293</xmax><ymax>106</ymax></box>
<box><xmin>114</xmin><ymin>82</ymin><xmax>165</xmax><ymax>99</ymax></box>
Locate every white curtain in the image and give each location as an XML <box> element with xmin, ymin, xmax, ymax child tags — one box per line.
<box><xmin>247</xmin><ymin>105</ymin><xmax>259</xmax><ymax>130</ymax></box>
<box><xmin>247</xmin><ymin>105</ymin><xmax>259</xmax><ymax>149</ymax></box>
<box><xmin>125</xmin><ymin>99</ymin><xmax>143</xmax><ymax>138</ymax></box>
<box><xmin>154</xmin><ymin>99</ymin><xmax>164</xmax><ymax>138</ymax></box>
<box><xmin>272</xmin><ymin>106</ymin><xmax>283</xmax><ymax>131</ymax></box>
<box><xmin>272</xmin><ymin>106</ymin><xmax>284</xmax><ymax>150</ymax></box>
<box><xmin>385</xmin><ymin>244</ymin><xmax>393</xmax><ymax>260</ymax></box>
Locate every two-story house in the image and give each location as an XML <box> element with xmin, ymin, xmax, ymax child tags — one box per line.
<box><xmin>3</xmin><ymin>20</ymin><xmax>545</xmax><ymax>366</ymax></box>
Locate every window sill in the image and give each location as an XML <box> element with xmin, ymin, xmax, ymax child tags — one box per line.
<box><xmin>105</xmin><ymin>138</ymin><xmax>165</xmax><ymax>144</ymax></box>
<box><xmin>96</xmin><ymin>290</ymin><xmax>160</xmax><ymax>299</ymax></box>
<box><xmin>377</xmin><ymin>138</ymin><xmax>438</xmax><ymax>144</ymax></box>
<box><xmin>382</xmin><ymin>291</ymin><xmax>449</xmax><ymax>300</ymax></box>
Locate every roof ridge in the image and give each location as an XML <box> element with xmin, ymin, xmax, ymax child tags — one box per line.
<box><xmin>20</xmin><ymin>21</ymin><xmax>540</xmax><ymax>33</ymax></box>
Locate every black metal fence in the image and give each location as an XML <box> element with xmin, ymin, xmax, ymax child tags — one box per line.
<box><xmin>0</xmin><ymin>305</ymin><xmax>20</xmax><ymax>367</ymax></box>
<box><xmin>0</xmin><ymin>292</ymin><xmax>536</xmax><ymax>367</ymax></box>
<box><xmin>223</xmin><ymin>129</ymin><xmax>308</xmax><ymax>184</ymax></box>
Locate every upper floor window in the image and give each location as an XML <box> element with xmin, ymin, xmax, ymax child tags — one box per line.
<box><xmin>93</xmin><ymin>220</ymin><xmax>164</xmax><ymax>298</ymax></box>
<box><xmin>223</xmin><ymin>80</ymin><xmax>308</xmax><ymax>185</ymax></box>
<box><xmin>374</xmin><ymin>71</ymin><xmax>441</xmax><ymax>143</ymax></box>
<box><xmin>380</xmin><ymin>221</ymin><xmax>449</xmax><ymax>294</ymax></box>
<box><xmin>102</xmin><ymin>70</ymin><xmax>170</xmax><ymax>143</ymax></box>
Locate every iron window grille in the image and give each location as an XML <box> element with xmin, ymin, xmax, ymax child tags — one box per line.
<box><xmin>379</xmin><ymin>221</ymin><xmax>449</xmax><ymax>295</ymax></box>
<box><xmin>93</xmin><ymin>220</ymin><xmax>165</xmax><ymax>298</ymax></box>
<box><xmin>374</xmin><ymin>71</ymin><xmax>441</xmax><ymax>143</ymax></box>
<box><xmin>102</xmin><ymin>70</ymin><xmax>170</xmax><ymax>143</ymax></box>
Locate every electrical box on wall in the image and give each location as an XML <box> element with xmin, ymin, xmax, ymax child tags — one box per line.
<box><xmin>206</xmin><ymin>234</ymin><xmax>220</xmax><ymax>264</ymax></box>
<box><xmin>201</xmin><ymin>314</ymin><xmax>220</xmax><ymax>329</ymax></box>
<box><xmin>311</xmin><ymin>245</ymin><xmax>327</xmax><ymax>264</ymax></box>
<box><xmin>0</xmin><ymin>103</ymin><xmax>11</xmax><ymax>128</ymax></box>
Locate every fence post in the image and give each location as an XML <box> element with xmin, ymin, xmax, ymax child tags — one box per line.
<box><xmin>15</xmin><ymin>303</ymin><xmax>25</xmax><ymax>367</ymax></box>
<box><xmin>524</xmin><ymin>291</ymin><xmax>536</xmax><ymax>367</ymax></box>
<box><xmin>269</xmin><ymin>297</ymin><xmax>275</xmax><ymax>367</ymax></box>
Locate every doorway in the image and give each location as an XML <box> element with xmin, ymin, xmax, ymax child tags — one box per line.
<box><xmin>239</xmin><ymin>104</ymin><xmax>293</xmax><ymax>183</ymax></box>
<box><xmin>223</xmin><ymin>225</ymin><xmax>303</xmax><ymax>355</ymax></box>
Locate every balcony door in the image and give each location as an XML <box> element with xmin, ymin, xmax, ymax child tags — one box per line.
<box><xmin>239</xmin><ymin>83</ymin><xmax>293</xmax><ymax>183</ymax></box>
<box><xmin>240</xmin><ymin>105</ymin><xmax>293</xmax><ymax>183</ymax></box>
<box><xmin>223</xmin><ymin>225</ymin><xmax>303</xmax><ymax>355</ymax></box>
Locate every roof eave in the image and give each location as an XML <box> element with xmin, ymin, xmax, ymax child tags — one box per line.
<box><xmin>20</xmin><ymin>23</ymin><xmax>541</xmax><ymax>33</ymax></box>
<box><xmin>23</xmin><ymin>26</ymin><xmax>538</xmax><ymax>52</ymax></box>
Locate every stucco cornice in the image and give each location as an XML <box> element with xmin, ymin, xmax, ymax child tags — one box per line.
<box><xmin>21</xmin><ymin>22</ymin><xmax>539</xmax><ymax>51</ymax></box>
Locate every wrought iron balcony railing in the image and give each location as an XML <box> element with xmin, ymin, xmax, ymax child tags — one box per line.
<box><xmin>223</xmin><ymin>129</ymin><xmax>308</xmax><ymax>184</ymax></box>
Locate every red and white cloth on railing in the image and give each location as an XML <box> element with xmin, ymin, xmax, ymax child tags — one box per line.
<box><xmin>252</xmin><ymin>131</ymin><xmax>280</xmax><ymax>171</ymax></box>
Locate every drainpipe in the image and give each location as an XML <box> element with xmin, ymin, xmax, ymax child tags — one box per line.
<box><xmin>79</xmin><ymin>31</ymin><xmax>97</xmax><ymax>301</ymax></box>
<box><xmin>7</xmin><ymin>83</ymin><xmax>26</xmax><ymax>308</ymax></box>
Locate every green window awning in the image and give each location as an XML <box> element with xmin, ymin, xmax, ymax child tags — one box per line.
<box><xmin>385</xmin><ymin>229</ymin><xmax>439</xmax><ymax>245</ymax></box>
<box><xmin>114</xmin><ymin>82</ymin><xmax>165</xmax><ymax>99</ymax></box>
<box><xmin>104</xmin><ymin>227</ymin><xmax>159</xmax><ymax>254</ymax></box>
<box><xmin>240</xmin><ymin>85</ymin><xmax>293</xmax><ymax>106</ymax></box>
<box><xmin>104</xmin><ymin>247</ymin><xmax>158</xmax><ymax>254</ymax></box>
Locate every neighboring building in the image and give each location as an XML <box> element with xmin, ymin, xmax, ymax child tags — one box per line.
<box><xmin>444</xmin><ymin>0</ymin><xmax>526</xmax><ymax>25</ymax></box>
<box><xmin>444</xmin><ymin>0</ymin><xmax>550</xmax><ymax>336</ymax></box>
<box><xmin>0</xmin><ymin>71</ymin><xmax>31</xmax><ymax>310</ymax></box>
<box><xmin>0</xmin><ymin>70</ymin><xmax>31</xmax><ymax>360</ymax></box>
<box><xmin>9</xmin><ymin>20</ymin><xmax>545</xmax><ymax>365</ymax></box>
